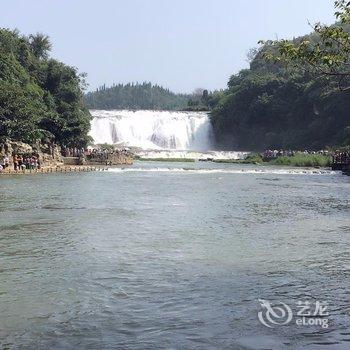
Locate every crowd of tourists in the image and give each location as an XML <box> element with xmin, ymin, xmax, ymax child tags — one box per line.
<box><xmin>61</xmin><ymin>146</ymin><xmax>131</xmax><ymax>165</ymax></box>
<box><xmin>0</xmin><ymin>154</ymin><xmax>41</xmax><ymax>171</ymax></box>
<box><xmin>332</xmin><ymin>151</ymin><xmax>350</xmax><ymax>165</ymax></box>
<box><xmin>262</xmin><ymin>149</ymin><xmax>330</xmax><ymax>159</ymax></box>
<box><xmin>85</xmin><ymin>147</ymin><xmax>131</xmax><ymax>164</ymax></box>
<box><xmin>86</xmin><ymin>148</ymin><xmax>111</xmax><ymax>160</ymax></box>
<box><xmin>61</xmin><ymin>147</ymin><xmax>85</xmax><ymax>157</ymax></box>
<box><xmin>62</xmin><ymin>147</ymin><xmax>129</xmax><ymax>158</ymax></box>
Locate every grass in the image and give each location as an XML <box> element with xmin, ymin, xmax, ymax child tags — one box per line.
<box><xmin>243</xmin><ymin>153</ymin><xmax>264</xmax><ymax>164</ymax></box>
<box><xmin>136</xmin><ymin>153</ymin><xmax>331</xmax><ymax>167</ymax></box>
<box><xmin>270</xmin><ymin>153</ymin><xmax>331</xmax><ymax>167</ymax></box>
<box><xmin>213</xmin><ymin>153</ymin><xmax>263</xmax><ymax>164</ymax></box>
<box><xmin>213</xmin><ymin>153</ymin><xmax>331</xmax><ymax>167</ymax></box>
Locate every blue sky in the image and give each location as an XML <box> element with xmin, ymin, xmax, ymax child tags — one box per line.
<box><xmin>2</xmin><ymin>0</ymin><xmax>335</xmax><ymax>93</ymax></box>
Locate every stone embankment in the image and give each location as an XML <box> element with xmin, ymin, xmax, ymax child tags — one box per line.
<box><xmin>0</xmin><ymin>165</ymin><xmax>109</xmax><ymax>176</ymax></box>
<box><xmin>0</xmin><ymin>140</ymin><xmax>133</xmax><ymax>175</ymax></box>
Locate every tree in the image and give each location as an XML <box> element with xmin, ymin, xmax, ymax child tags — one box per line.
<box><xmin>210</xmin><ymin>22</ymin><xmax>350</xmax><ymax>150</ymax></box>
<box><xmin>201</xmin><ymin>89</ymin><xmax>209</xmax><ymax>105</ymax></box>
<box><xmin>260</xmin><ymin>0</ymin><xmax>350</xmax><ymax>90</ymax></box>
<box><xmin>0</xmin><ymin>82</ymin><xmax>49</xmax><ymax>143</ymax></box>
<box><xmin>193</xmin><ymin>88</ymin><xmax>204</xmax><ymax>96</ymax></box>
<box><xmin>28</xmin><ymin>32</ymin><xmax>52</xmax><ymax>60</ymax></box>
<box><xmin>84</xmin><ymin>82</ymin><xmax>190</xmax><ymax>110</ymax></box>
<box><xmin>0</xmin><ymin>28</ymin><xmax>91</xmax><ymax>147</ymax></box>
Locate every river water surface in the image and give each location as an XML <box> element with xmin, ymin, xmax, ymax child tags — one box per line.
<box><xmin>0</xmin><ymin>162</ymin><xmax>349</xmax><ymax>349</ymax></box>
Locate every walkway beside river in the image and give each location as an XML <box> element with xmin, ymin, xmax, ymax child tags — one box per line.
<box><xmin>0</xmin><ymin>165</ymin><xmax>109</xmax><ymax>175</ymax></box>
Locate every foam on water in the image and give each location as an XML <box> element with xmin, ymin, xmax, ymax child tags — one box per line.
<box><xmin>107</xmin><ymin>167</ymin><xmax>339</xmax><ymax>175</ymax></box>
<box><xmin>135</xmin><ymin>149</ymin><xmax>248</xmax><ymax>160</ymax></box>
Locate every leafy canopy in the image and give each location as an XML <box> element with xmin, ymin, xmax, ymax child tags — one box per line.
<box><xmin>0</xmin><ymin>28</ymin><xmax>91</xmax><ymax>147</ymax></box>
<box><xmin>260</xmin><ymin>0</ymin><xmax>350</xmax><ymax>90</ymax></box>
<box><xmin>209</xmin><ymin>2</ymin><xmax>350</xmax><ymax>150</ymax></box>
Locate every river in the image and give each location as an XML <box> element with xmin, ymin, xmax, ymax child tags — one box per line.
<box><xmin>0</xmin><ymin>161</ymin><xmax>349</xmax><ymax>349</ymax></box>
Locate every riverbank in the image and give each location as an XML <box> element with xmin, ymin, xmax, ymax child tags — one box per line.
<box><xmin>135</xmin><ymin>153</ymin><xmax>332</xmax><ymax>168</ymax></box>
<box><xmin>213</xmin><ymin>153</ymin><xmax>332</xmax><ymax>167</ymax></box>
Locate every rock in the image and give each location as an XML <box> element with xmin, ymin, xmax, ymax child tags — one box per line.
<box><xmin>86</xmin><ymin>150</ymin><xmax>133</xmax><ymax>165</ymax></box>
<box><xmin>37</xmin><ymin>144</ymin><xmax>63</xmax><ymax>166</ymax></box>
<box><xmin>78</xmin><ymin>155</ymin><xmax>86</xmax><ymax>165</ymax></box>
<box><xmin>0</xmin><ymin>139</ymin><xmax>63</xmax><ymax>167</ymax></box>
<box><xmin>10</xmin><ymin>141</ymin><xmax>33</xmax><ymax>154</ymax></box>
<box><xmin>0</xmin><ymin>139</ymin><xmax>13</xmax><ymax>158</ymax></box>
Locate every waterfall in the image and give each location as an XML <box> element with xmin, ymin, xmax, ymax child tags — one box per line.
<box><xmin>89</xmin><ymin>110</ymin><xmax>213</xmax><ymax>150</ymax></box>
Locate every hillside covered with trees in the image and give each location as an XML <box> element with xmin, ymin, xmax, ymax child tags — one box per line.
<box><xmin>0</xmin><ymin>28</ymin><xmax>91</xmax><ymax>147</ymax></box>
<box><xmin>85</xmin><ymin>82</ymin><xmax>191</xmax><ymax>110</ymax></box>
<box><xmin>210</xmin><ymin>2</ymin><xmax>350</xmax><ymax>151</ymax></box>
<box><xmin>84</xmin><ymin>83</ymin><xmax>222</xmax><ymax>111</ymax></box>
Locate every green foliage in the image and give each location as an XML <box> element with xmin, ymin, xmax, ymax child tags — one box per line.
<box><xmin>244</xmin><ymin>153</ymin><xmax>264</xmax><ymax>164</ymax></box>
<box><xmin>270</xmin><ymin>153</ymin><xmax>332</xmax><ymax>167</ymax></box>
<box><xmin>213</xmin><ymin>153</ymin><xmax>263</xmax><ymax>164</ymax></box>
<box><xmin>210</xmin><ymin>4</ymin><xmax>350</xmax><ymax>150</ymax></box>
<box><xmin>0</xmin><ymin>28</ymin><xmax>91</xmax><ymax>147</ymax></box>
<box><xmin>0</xmin><ymin>81</ymin><xmax>48</xmax><ymax>142</ymax></box>
<box><xmin>85</xmin><ymin>82</ymin><xmax>190</xmax><ymax>110</ymax></box>
<box><xmin>212</xmin><ymin>153</ymin><xmax>330</xmax><ymax>167</ymax></box>
<box><xmin>28</xmin><ymin>33</ymin><xmax>52</xmax><ymax>60</ymax></box>
<box><xmin>261</xmin><ymin>1</ymin><xmax>350</xmax><ymax>90</ymax></box>
<box><xmin>85</xmin><ymin>82</ymin><xmax>222</xmax><ymax>111</ymax></box>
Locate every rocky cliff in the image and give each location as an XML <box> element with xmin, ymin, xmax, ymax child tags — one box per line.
<box><xmin>0</xmin><ymin>139</ymin><xmax>63</xmax><ymax>167</ymax></box>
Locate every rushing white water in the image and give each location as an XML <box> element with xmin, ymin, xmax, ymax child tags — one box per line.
<box><xmin>135</xmin><ymin>150</ymin><xmax>248</xmax><ymax>160</ymax></box>
<box><xmin>89</xmin><ymin>110</ymin><xmax>213</xmax><ymax>151</ymax></box>
<box><xmin>108</xmin><ymin>167</ymin><xmax>339</xmax><ymax>175</ymax></box>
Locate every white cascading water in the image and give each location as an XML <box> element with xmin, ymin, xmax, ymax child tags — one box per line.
<box><xmin>89</xmin><ymin>110</ymin><xmax>213</xmax><ymax>151</ymax></box>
